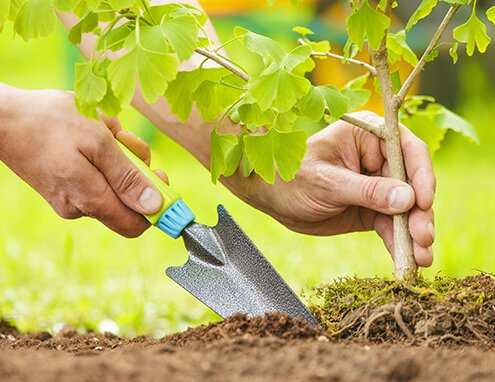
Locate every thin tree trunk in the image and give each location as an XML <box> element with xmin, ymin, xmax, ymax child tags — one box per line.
<box><xmin>373</xmin><ymin>37</ymin><xmax>417</xmax><ymax>283</ymax></box>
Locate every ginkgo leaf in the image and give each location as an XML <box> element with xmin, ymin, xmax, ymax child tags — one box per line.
<box><xmin>406</xmin><ymin>0</ymin><xmax>437</xmax><ymax>32</ymax></box>
<box><xmin>297</xmin><ymin>85</ymin><xmax>349</xmax><ymax>121</ymax></box>
<box><xmin>283</xmin><ymin>44</ymin><xmax>315</xmax><ymax>75</ymax></box>
<box><xmin>292</xmin><ymin>26</ymin><xmax>314</xmax><ymax>37</ymax></box>
<box><xmin>244</xmin><ymin>128</ymin><xmax>307</xmax><ymax>183</ymax></box>
<box><xmin>346</xmin><ymin>0</ymin><xmax>390</xmax><ymax>51</ymax></box>
<box><xmin>234</xmin><ymin>26</ymin><xmax>284</xmax><ymax>63</ymax></box>
<box><xmin>431</xmin><ymin>104</ymin><xmax>479</xmax><ymax>143</ymax></box>
<box><xmin>453</xmin><ymin>9</ymin><xmax>491</xmax><ymax>56</ymax></box>
<box><xmin>400</xmin><ymin>112</ymin><xmax>447</xmax><ymax>155</ymax></box>
<box><xmin>449</xmin><ymin>42</ymin><xmax>459</xmax><ymax>64</ymax></box>
<box><xmin>400</xmin><ymin>102</ymin><xmax>478</xmax><ymax>155</ymax></box>
<box><xmin>271</xmin><ymin>111</ymin><xmax>298</xmax><ymax>132</ymax></box>
<box><xmin>68</xmin><ymin>11</ymin><xmax>98</xmax><ymax>45</ymax></box>
<box><xmin>97</xmin><ymin>23</ymin><xmax>133</xmax><ymax>52</ymax></box>
<box><xmin>487</xmin><ymin>6</ymin><xmax>495</xmax><ymax>27</ymax></box>
<box><xmin>165</xmin><ymin>67</ymin><xmax>233</xmax><ymax>122</ymax></box>
<box><xmin>192</xmin><ymin>74</ymin><xmax>244</xmax><ymax>122</ymax></box>
<box><xmin>74</xmin><ymin>61</ymin><xmax>107</xmax><ymax>107</ymax></box>
<box><xmin>387</xmin><ymin>30</ymin><xmax>418</xmax><ymax>66</ymax></box>
<box><xmin>237</xmin><ymin>101</ymin><xmax>276</xmax><ymax>126</ymax></box>
<box><xmin>148</xmin><ymin>3</ymin><xmax>207</xmax><ymax>26</ymax></box>
<box><xmin>341</xmin><ymin>75</ymin><xmax>371</xmax><ymax>111</ymax></box>
<box><xmin>210</xmin><ymin>129</ymin><xmax>238</xmax><ymax>182</ymax></box>
<box><xmin>248</xmin><ymin>65</ymin><xmax>310</xmax><ymax>112</ymax></box>
<box><xmin>108</xmin><ymin>46</ymin><xmax>179</xmax><ymax>105</ymax></box>
<box><xmin>160</xmin><ymin>15</ymin><xmax>199</xmax><ymax>61</ymax></box>
<box><xmin>14</xmin><ymin>0</ymin><xmax>57</xmax><ymax>41</ymax></box>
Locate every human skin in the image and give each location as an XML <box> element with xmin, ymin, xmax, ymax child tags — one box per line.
<box><xmin>10</xmin><ymin>1</ymin><xmax>434</xmax><ymax>266</ymax></box>
<box><xmin>0</xmin><ymin>84</ymin><xmax>169</xmax><ymax>238</ymax></box>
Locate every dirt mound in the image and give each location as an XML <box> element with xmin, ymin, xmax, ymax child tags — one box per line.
<box><xmin>2</xmin><ymin>305</ymin><xmax>495</xmax><ymax>381</ymax></box>
<box><xmin>310</xmin><ymin>274</ymin><xmax>495</xmax><ymax>348</ymax></box>
<box><xmin>163</xmin><ymin>312</ymin><xmax>328</xmax><ymax>346</ymax></box>
<box><xmin>0</xmin><ymin>313</ymin><xmax>325</xmax><ymax>352</ymax></box>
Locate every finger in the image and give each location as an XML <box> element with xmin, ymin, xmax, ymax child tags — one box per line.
<box><xmin>81</xmin><ymin>132</ymin><xmax>164</xmax><ymax>216</ymax></box>
<box><xmin>375</xmin><ymin>213</ymin><xmax>433</xmax><ymax>268</ymax></box>
<box><xmin>337</xmin><ymin>169</ymin><xmax>415</xmax><ymax>215</ymax></box>
<box><xmin>100</xmin><ymin>115</ymin><xmax>123</xmax><ymax>136</ymax></box>
<box><xmin>399</xmin><ymin>126</ymin><xmax>436</xmax><ymax>210</ymax></box>
<box><xmin>74</xmin><ymin>161</ymin><xmax>150</xmax><ymax>238</ymax></box>
<box><xmin>116</xmin><ymin>130</ymin><xmax>152</xmax><ymax>166</ymax></box>
<box><xmin>413</xmin><ymin>242</ymin><xmax>433</xmax><ymax>268</ymax></box>
<box><xmin>374</xmin><ymin>214</ymin><xmax>394</xmax><ymax>256</ymax></box>
<box><xmin>154</xmin><ymin>169</ymin><xmax>169</xmax><ymax>185</ymax></box>
<box><xmin>409</xmin><ymin>207</ymin><xmax>435</xmax><ymax>248</ymax></box>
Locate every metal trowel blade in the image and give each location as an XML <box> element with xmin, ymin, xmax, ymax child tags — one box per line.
<box><xmin>165</xmin><ymin>205</ymin><xmax>319</xmax><ymax>326</ymax></box>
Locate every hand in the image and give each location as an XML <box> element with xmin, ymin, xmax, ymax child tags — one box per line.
<box><xmin>0</xmin><ymin>85</ymin><xmax>168</xmax><ymax>237</ymax></box>
<box><xmin>232</xmin><ymin>111</ymin><xmax>435</xmax><ymax>267</ymax></box>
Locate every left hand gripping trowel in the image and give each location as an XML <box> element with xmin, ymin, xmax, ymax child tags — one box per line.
<box><xmin>120</xmin><ymin>143</ymin><xmax>319</xmax><ymax>327</ymax></box>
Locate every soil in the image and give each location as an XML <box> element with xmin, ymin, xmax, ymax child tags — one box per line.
<box><xmin>2</xmin><ymin>275</ymin><xmax>495</xmax><ymax>381</ymax></box>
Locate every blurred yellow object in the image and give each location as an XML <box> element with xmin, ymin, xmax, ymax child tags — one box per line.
<box><xmin>202</xmin><ymin>0</ymin><xmax>315</xmax><ymax>14</ymax></box>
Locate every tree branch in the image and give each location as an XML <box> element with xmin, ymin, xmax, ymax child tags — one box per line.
<box><xmin>298</xmin><ymin>38</ymin><xmax>377</xmax><ymax>76</ymax></box>
<box><xmin>397</xmin><ymin>4</ymin><xmax>462</xmax><ymax>103</ymax></box>
<box><xmin>195</xmin><ymin>48</ymin><xmax>250</xmax><ymax>81</ymax></box>
<box><xmin>339</xmin><ymin>113</ymin><xmax>385</xmax><ymax>138</ymax></box>
<box><xmin>195</xmin><ymin>47</ymin><xmax>384</xmax><ymax>139</ymax></box>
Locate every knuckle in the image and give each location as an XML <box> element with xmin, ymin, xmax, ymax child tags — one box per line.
<box><xmin>51</xmin><ymin>199</ymin><xmax>81</xmax><ymax>220</ymax></box>
<box><xmin>79</xmin><ymin>125</ymin><xmax>113</xmax><ymax>156</ymax></box>
<box><xmin>115</xmin><ymin>167</ymin><xmax>143</xmax><ymax>195</ymax></box>
<box><xmin>120</xmin><ymin>224</ymin><xmax>148</xmax><ymax>238</ymax></box>
<box><xmin>361</xmin><ymin>177</ymin><xmax>381</xmax><ymax>207</ymax></box>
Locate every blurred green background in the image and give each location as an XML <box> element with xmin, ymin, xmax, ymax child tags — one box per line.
<box><xmin>1</xmin><ymin>1</ymin><xmax>495</xmax><ymax>336</ymax></box>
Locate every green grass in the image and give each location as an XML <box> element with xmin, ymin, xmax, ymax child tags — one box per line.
<box><xmin>1</xmin><ymin>22</ymin><xmax>495</xmax><ymax>336</ymax></box>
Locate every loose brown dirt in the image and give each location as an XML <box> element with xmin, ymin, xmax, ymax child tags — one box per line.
<box><xmin>1</xmin><ymin>312</ymin><xmax>495</xmax><ymax>382</ymax></box>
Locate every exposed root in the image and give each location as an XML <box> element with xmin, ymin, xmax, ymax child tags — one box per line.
<box><xmin>309</xmin><ymin>274</ymin><xmax>495</xmax><ymax>348</ymax></box>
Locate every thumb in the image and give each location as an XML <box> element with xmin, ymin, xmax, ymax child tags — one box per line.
<box><xmin>338</xmin><ymin>170</ymin><xmax>415</xmax><ymax>215</ymax></box>
<box><xmin>91</xmin><ymin>138</ymin><xmax>164</xmax><ymax>216</ymax></box>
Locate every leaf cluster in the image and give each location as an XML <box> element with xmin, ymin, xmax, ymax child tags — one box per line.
<box><xmin>0</xmin><ymin>0</ymin><xmax>492</xmax><ymax>182</ymax></box>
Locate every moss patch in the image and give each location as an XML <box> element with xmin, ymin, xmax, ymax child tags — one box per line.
<box><xmin>308</xmin><ymin>274</ymin><xmax>495</xmax><ymax>347</ymax></box>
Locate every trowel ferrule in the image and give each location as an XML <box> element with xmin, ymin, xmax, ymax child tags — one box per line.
<box><xmin>155</xmin><ymin>199</ymin><xmax>196</xmax><ymax>239</ymax></box>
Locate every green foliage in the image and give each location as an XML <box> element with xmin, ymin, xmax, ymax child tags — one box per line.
<box><xmin>387</xmin><ymin>30</ymin><xmax>418</xmax><ymax>66</ymax></box>
<box><xmin>406</xmin><ymin>0</ymin><xmax>438</xmax><ymax>32</ymax></box>
<box><xmin>14</xmin><ymin>0</ymin><xmax>58</xmax><ymax>41</ymax></box>
<box><xmin>244</xmin><ymin>128</ymin><xmax>307</xmax><ymax>183</ymax></box>
<box><xmin>1</xmin><ymin>0</ymin><xmax>490</xmax><ymax>184</ymax></box>
<box><xmin>453</xmin><ymin>3</ymin><xmax>491</xmax><ymax>56</ymax></box>
<box><xmin>346</xmin><ymin>0</ymin><xmax>390</xmax><ymax>51</ymax></box>
<box><xmin>400</xmin><ymin>96</ymin><xmax>479</xmax><ymax>155</ymax></box>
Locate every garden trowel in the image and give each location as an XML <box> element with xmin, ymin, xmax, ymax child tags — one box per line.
<box><xmin>120</xmin><ymin>143</ymin><xmax>318</xmax><ymax>327</ymax></box>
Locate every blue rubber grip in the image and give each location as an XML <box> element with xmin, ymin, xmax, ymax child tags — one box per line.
<box><xmin>156</xmin><ymin>200</ymin><xmax>195</xmax><ymax>239</ymax></box>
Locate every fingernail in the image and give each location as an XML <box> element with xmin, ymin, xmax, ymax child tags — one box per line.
<box><xmin>428</xmin><ymin>222</ymin><xmax>435</xmax><ymax>242</ymax></box>
<box><xmin>389</xmin><ymin>187</ymin><xmax>413</xmax><ymax>211</ymax></box>
<box><xmin>139</xmin><ymin>187</ymin><xmax>162</xmax><ymax>213</ymax></box>
<box><xmin>121</xmin><ymin>130</ymin><xmax>142</xmax><ymax>140</ymax></box>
